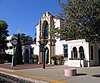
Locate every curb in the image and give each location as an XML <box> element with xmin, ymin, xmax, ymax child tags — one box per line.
<box><xmin>0</xmin><ymin>69</ymin><xmax>66</xmax><ymax>83</ymax></box>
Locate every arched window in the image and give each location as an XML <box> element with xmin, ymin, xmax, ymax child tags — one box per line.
<box><xmin>73</xmin><ymin>47</ymin><xmax>77</xmax><ymax>58</ymax></box>
<box><xmin>43</xmin><ymin>21</ymin><xmax>48</xmax><ymax>39</ymax></box>
<box><xmin>79</xmin><ymin>46</ymin><xmax>85</xmax><ymax>59</ymax></box>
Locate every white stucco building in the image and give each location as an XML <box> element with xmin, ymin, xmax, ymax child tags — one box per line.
<box><xmin>5</xmin><ymin>12</ymin><xmax>100</xmax><ymax>67</ymax></box>
<box><xmin>31</xmin><ymin>12</ymin><xmax>100</xmax><ymax>67</ymax></box>
<box><xmin>5</xmin><ymin>36</ymin><xmax>13</xmax><ymax>55</ymax></box>
<box><xmin>58</xmin><ymin>39</ymin><xmax>100</xmax><ymax>67</ymax></box>
<box><xmin>5</xmin><ymin>36</ymin><xmax>33</xmax><ymax>63</ymax></box>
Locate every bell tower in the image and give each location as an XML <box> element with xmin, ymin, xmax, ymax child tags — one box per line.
<box><xmin>38</xmin><ymin>12</ymin><xmax>56</xmax><ymax>64</ymax></box>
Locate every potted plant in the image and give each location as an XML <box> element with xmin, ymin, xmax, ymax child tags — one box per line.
<box><xmin>32</xmin><ymin>54</ymin><xmax>38</xmax><ymax>64</ymax></box>
<box><xmin>51</xmin><ymin>56</ymin><xmax>57</xmax><ymax>65</ymax></box>
<box><xmin>51</xmin><ymin>55</ymin><xmax>64</xmax><ymax>65</ymax></box>
<box><xmin>56</xmin><ymin>55</ymin><xmax>64</xmax><ymax>65</ymax></box>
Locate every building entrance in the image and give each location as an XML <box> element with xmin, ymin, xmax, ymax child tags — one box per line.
<box><xmin>42</xmin><ymin>47</ymin><xmax>49</xmax><ymax>64</ymax></box>
<box><xmin>24</xmin><ymin>49</ymin><xmax>29</xmax><ymax>63</ymax></box>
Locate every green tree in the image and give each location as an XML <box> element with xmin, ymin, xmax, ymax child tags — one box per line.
<box><xmin>15</xmin><ymin>34</ymin><xmax>23</xmax><ymax>65</ymax></box>
<box><xmin>0</xmin><ymin>20</ymin><xmax>9</xmax><ymax>53</ymax></box>
<box><xmin>13</xmin><ymin>33</ymin><xmax>33</xmax><ymax>64</ymax></box>
<box><xmin>14</xmin><ymin>33</ymin><xmax>33</xmax><ymax>45</ymax></box>
<box><xmin>53</xmin><ymin>0</ymin><xmax>100</xmax><ymax>42</ymax></box>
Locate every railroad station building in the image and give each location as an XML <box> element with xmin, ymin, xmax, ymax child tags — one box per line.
<box><xmin>5</xmin><ymin>12</ymin><xmax>100</xmax><ymax>67</ymax></box>
<box><xmin>32</xmin><ymin>12</ymin><xmax>100</xmax><ymax>67</ymax></box>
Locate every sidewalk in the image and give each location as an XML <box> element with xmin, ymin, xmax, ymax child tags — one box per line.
<box><xmin>15</xmin><ymin>65</ymin><xmax>100</xmax><ymax>83</ymax></box>
<box><xmin>0</xmin><ymin>64</ymin><xmax>100</xmax><ymax>83</ymax></box>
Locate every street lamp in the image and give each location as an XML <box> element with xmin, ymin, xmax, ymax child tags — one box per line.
<box><xmin>10</xmin><ymin>37</ymin><xmax>18</xmax><ymax>66</ymax></box>
<box><xmin>39</xmin><ymin>39</ymin><xmax>48</xmax><ymax>69</ymax></box>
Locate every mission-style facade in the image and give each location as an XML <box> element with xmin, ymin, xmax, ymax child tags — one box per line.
<box><xmin>31</xmin><ymin>12</ymin><xmax>100</xmax><ymax>67</ymax></box>
<box><xmin>5</xmin><ymin>12</ymin><xmax>100</xmax><ymax>67</ymax></box>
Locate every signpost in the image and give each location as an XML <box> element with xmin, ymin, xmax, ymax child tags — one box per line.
<box><xmin>10</xmin><ymin>37</ymin><xmax>18</xmax><ymax>67</ymax></box>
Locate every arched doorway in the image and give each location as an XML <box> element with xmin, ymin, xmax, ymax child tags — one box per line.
<box><xmin>24</xmin><ymin>49</ymin><xmax>29</xmax><ymax>63</ymax></box>
<box><xmin>41</xmin><ymin>21</ymin><xmax>49</xmax><ymax>64</ymax></box>
<box><xmin>42</xmin><ymin>47</ymin><xmax>49</xmax><ymax>64</ymax></box>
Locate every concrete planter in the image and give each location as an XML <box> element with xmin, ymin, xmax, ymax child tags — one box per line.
<box><xmin>51</xmin><ymin>55</ymin><xmax>64</xmax><ymax>65</ymax></box>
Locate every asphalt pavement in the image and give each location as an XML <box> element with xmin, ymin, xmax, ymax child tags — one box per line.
<box><xmin>0</xmin><ymin>64</ymin><xmax>100</xmax><ymax>83</ymax></box>
<box><xmin>16</xmin><ymin>65</ymin><xmax>100</xmax><ymax>83</ymax></box>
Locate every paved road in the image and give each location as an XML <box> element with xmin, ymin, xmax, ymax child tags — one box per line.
<box><xmin>15</xmin><ymin>65</ymin><xmax>100</xmax><ymax>83</ymax></box>
<box><xmin>0</xmin><ymin>64</ymin><xmax>100</xmax><ymax>83</ymax></box>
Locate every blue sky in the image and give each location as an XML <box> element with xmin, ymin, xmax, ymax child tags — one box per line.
<box><xmin>0</xmin><ymin>0</ymin><xmax>61</xmax><ymax>39</ymax></box>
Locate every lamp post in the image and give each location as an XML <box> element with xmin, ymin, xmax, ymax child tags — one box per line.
<box><xmin>39</xmin><ymin>39</ymin><xmax>48</xmax><ymax>69</ymax></box>
<box><xmin>11</xmin><ymin>37</ymin><xmax>18</xmax><ymax>66</ymax></box>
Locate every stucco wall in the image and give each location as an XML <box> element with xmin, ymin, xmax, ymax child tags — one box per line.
<box><xmin>53</xmin><ymin>18</ymin><xmax>60</xmax><ymax>28</ymax></box>
<box><xmin>36</xmin><ymin>24</ymin><xmax>40</xmax><ymax>43</ymax></box>
<box><xmin>67</xmin><ymin>39</ymin><xmax>89</xmax><ymax>60</ymax></box>
<box><xmin>55</xmin><ymin>39</ymin><xmax>90</xmax><ymax>60</ymax></box>
<box><xmin>31</xmin><ymin>44</ymin><xmax>39</xmax><ymax>55</ymax></box>
<box><xmin>89</xmin><ymin>43</ymin><xmax>99</xmax><ymax>66</ymax></box>
<box><xmin>55</xmin><ymin>40</ymin><xmax>66</xmax><ymax>55</ymax></box>
<box><xmin>5</xmin><ymin>36</ymin><xmax>13</xmax><ymax>55</ymax></box>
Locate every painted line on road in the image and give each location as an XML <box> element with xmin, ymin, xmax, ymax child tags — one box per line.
<box><xmin>0</xmin><ymin>69</ymin><xmax>66</xmax><ymax>83</ymax></box>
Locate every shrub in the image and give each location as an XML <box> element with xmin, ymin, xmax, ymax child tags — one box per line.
<box><xmin>31</xmin><ymin>54</ymin><xmax>38</xmax><ymax>63</ymax></box>
<box><xmin>31</xmin><ymin>54</ymin><xmax>38</xmax><ymax>59</ymax></box>
<box><xmin>51</xmin><ymin>55</ymin><xmax>64</xmax><ymax>60</ymax></box>
<box><xmin>51</xmin><ymin>55</ymin><xmax>64</xmax><ymax>65</ymax></box>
